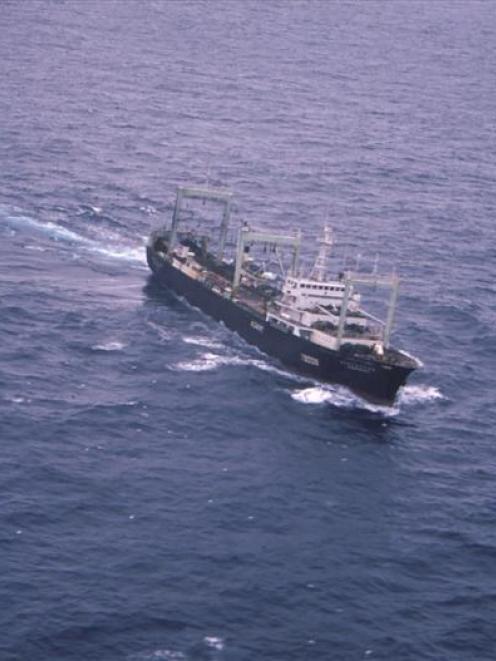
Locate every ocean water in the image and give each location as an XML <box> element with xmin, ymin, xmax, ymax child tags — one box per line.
<box><xmin>1</xmin><ymin>1</ymin><xmax>495</xmax><ymax>659</ymax></box>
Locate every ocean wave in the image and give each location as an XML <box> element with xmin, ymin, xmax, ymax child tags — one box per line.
<box><xmin>147</xmin><ymin>321</ymin><xmax>172</xmax><ymax>342</ymax></box>
<box><xmin>5</xmin><ymin>395</ymin><xmax>29</xmax><ymax>404</ymax></box>
<box><xmin>398</xmin><ymin>384</ymin><xmax>445</xmax><ymax>405</ymax></box>
<box><xmin>91</xmin><ymin>341</ymin><xmax>127</xmax><ymax>351</ymax></box>
<box><xmin>204</xmin><ymin>636</ymin><xmax>224</xmax><ymax>651</ymax></box>
<box><xmin>6</xmin><ymin>213</ymin><xmax>93</xmax><ymax>244</ymax></box>
<box><xmin>173</xmin><ymin>352</ymin><xmax>248</xmax><ymax>372</ymax></box>
<box><xmin>291</xmin><ymin>382</ymin><xmax>444</xmax><ymax>414</ymax></box>
<box><xmin>291</xmin><ymin>385</ymin><xmax>400</xmax><ymax>415</ymax></box>
<box><xmin>2</xmin><ymin>210</ymin><xmax>147</xmax><ymax>267</ymax></box>
<box><xmin>88</xmin><ymin>243</ymin><xmax>147</xmax><ymax>265</ymax></box>
<box><xmin>139</xmin><ymin>204</ymin><xmax>158</xmax><ymax>215</ymax></box>
<box><xmin>173</xmin><ymin>349</ymin><xmax>308</xmax><ymax>380</ymax></box>
<box><xmin>76</xmin><ymin>204</ymin><xmax>103</xmax><ymax>216</ymax></box>
<box><xmin>182</xmin><ymin>335</ymin><xmax>225</xmax><ymax>349</ymax></box>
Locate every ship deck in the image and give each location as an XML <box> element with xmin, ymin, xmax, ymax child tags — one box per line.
<box><xmin>151</xmin><ymin>232</ymin><xmax>418</xmax><ymax>371</ymax></box>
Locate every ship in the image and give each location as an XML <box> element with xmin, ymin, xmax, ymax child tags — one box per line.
<box><xmin>146</xmin><ymin>185</ymin><xmax>421</xmax><ymax>406</ymax></box>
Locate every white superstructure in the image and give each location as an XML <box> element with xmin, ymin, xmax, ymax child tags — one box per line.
<box><xmin>263</xmin><ymin>227</ymin><xmax>397</xmax><ymax>352</ymax></box>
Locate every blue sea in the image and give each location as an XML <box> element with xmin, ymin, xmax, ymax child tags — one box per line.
<box><xmin>1</xmin><ymin>1</ymin><xmax>495</xmax><ymax>659</ymax></box>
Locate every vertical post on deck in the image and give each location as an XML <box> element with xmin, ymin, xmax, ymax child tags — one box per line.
<box><xmin>291</xmin><ymin>230</ymin><xmax>301</xmax><ymax>276</ymax></box>
<box><xmin>169</xmin><ymin>188</ymin><xmax>184</xmax><ymax>252</ymax></box>
<box><xmin>233</xmin><ymin>227</ymin><xmax>248</xmax><ymax>289</ymax></box>
<box><xmin>383</xmin><ymin>276</ymin><xmax>399</xmax><ymax>348</ymax></box>
<box><xmin>217</xmin><ymin>197</ymin><xmax>232</xmax><ymax>260</ymax></box>
<box><xmin>336</xmin><ymin>276</ymin><xmax>352</xmax><ymax>349</ymax></box>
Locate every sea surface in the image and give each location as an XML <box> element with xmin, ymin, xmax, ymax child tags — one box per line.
<box><xmin>1</xmin><ymin>1</ymin><xmax>495</xmax><ymax>659</ymax></box>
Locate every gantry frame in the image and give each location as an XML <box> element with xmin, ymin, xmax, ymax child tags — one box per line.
<box><xmin>233</xmin><ymin>226</ymin><xmax>301</xmax><ymax>289</ymax></box>
<box><xmin>336</xmin><ymin>272</ymin><xmax>400</xmax><ymax>349</ymax></box>
<box><xmin>169</xmin><ymin>186</ymin><xmax>233</xmax><ymax>259</ymax></box>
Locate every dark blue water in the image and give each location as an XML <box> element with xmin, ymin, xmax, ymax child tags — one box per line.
<box><xmin>1</xmin><ymin>1</ymin><xmax>496</xmax><ymax>659</ymax></box>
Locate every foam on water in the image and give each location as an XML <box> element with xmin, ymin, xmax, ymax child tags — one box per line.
<box><xmin>291</xmin><ymin>384</ymin><xmax>399</xmax><ymax>415</ymax></box>
<box><xmin>174</xmin><ymin>352</ymin><xmax>248</xmax><ymax>372</ymax></box>
<box><xmin>2</xmin><ymin>211</ymin><xmax>147</xmax><ymax>266</ymax></box>
<box><xmin>398</xmin><ymin>384</ymin><xmax>445</xmax><ymax>405</ymax></box>
<box><xmin>140</xmin><ymin>204</ymin><xmax>158</xmax><ymax>215</ymax></box>
<box><xmin>292</xmin><ymin>383</ymin><xmax>444</xmax><ymax>414</ymax></box>
<box><xmin>204</xmin><ymin>636</ymin><xmax>224</xmax><ymax>651</ymax></box>
<box><xmin>182</xmin><ymin>335</ymin><xmax>225</xmax><ymax>349</ymax></box>
<box><xmin>6</xmin><ymin>213</ymin><xmax>93</xmax><ymax>244</ymax></box>
<box><xmin>88</xmin><ymin>242</ymin><xmax>147</xmax><ymax>266</ymax></box>
<box><xmin>147</xmin><ymin>321</ymin><xmax>172</xmax><ymax>342</ymax></box>
<box><xmin>174</xmin><ymin>348</ymin><xmax>310</xmax><ymax>380</ymax></box>
<box><xmin>5</xmin><ymin>396</ymin><xmax>27</xmax><ymax>404</ymax></box>
<box><xmin>91</xmin><ymin>341</ymin><xmax>127</xmax><ymax>351</ymax></box>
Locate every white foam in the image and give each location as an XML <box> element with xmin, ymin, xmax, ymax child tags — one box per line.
<box><xmin>174</xmin><ymin>352</ymin><xmax>247</xmax><ymax>372</ymax></box>
<box><xmin>92</xmin><ymin>341</ymin><xmax>126</xmax><ymax>351</ymax></box>
<box><xmin>8</xmin><ymin>215</ymin><xmax>93</xmax><ymax>244</ymax></box>
<box><xmin>140</xmin><ymin>204</ymin><xmax>157</xmax><ymax>215</ymax></box>
<box><xmin>4</xmin><ymin>212</ymin><xmax>147</xmax><ymax>266</ymax></box>
<box><xmin>204</xmin><ymin>636</ymin><xmax>224</xmax><ymax>651</ymax></box>
<box><xmin>398</xmin><ymin>384</ymin><xmax>444</xmax><ymax>405</ymax></box>
<box><xmin>291</xmin><ymin>385</ymin><xmax>399</xmax><ymax>416</ymax></box>
<box><xmin>88</xmin><ymin>243</ymin><xmax>147</xmax><ymax>266</ymax></box>
<box><xmin>291</xmin><ymin>382</ymin><xmax>444</xmax><ymax>414</ymax></box>
<box><xmin>182</xmin><ymin>335</ymin><xmax>224</xmax><ymax>349</ymax></box>
<box><xmin>174</xmin><ymin>347</ymin><xmax>308</xmax><ymax>381</ymax></box>
<box><xmin>7</xmin><ymin>396</ymin><xmax>26</xmax><ymax>404</ymax></box>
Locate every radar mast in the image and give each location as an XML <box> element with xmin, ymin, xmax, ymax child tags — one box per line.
<box><xmin>310</xmin><ymin>226</ymin><xmax>333</xmax><ymax>282</ymax></box>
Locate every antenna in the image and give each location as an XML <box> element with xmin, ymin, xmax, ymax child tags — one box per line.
<box><xmin>310</xmin><ymin>226</ymin><xmax>333</xmax><ymax>282</ymax></box>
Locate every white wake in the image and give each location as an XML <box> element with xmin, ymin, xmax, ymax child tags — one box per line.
<box><xmin>291</xmin><ymin>383</ymin><xmax>444</xmax><ymax>414</ymax></box>
<box><xmin>3</xmin><ymin>210</ymin><xmax>147</xmax><ymax>267</ymax></box>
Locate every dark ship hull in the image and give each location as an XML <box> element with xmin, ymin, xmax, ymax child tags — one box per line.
<box><xmin>147</xmin><ymin>245</ymin><xmax>414</xmax><ymax>406</ymax></box>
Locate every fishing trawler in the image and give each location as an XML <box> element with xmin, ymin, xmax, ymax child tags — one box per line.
<box><xmin>146</xmin><ymin>186</ymin><xmax>421</xmax><ymax>405</ymax></box>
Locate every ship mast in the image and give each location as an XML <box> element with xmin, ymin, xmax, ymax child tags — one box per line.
<box><xmin>310</xmin><ymin>226</ymin><xmax>333</xmax><ymax>282</ymax></box>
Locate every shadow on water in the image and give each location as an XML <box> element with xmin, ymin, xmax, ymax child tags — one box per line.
<box><xmin>142</xmin><ymin>276</ymin><xmax>183</xmax><ymax>309</ymax></box>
